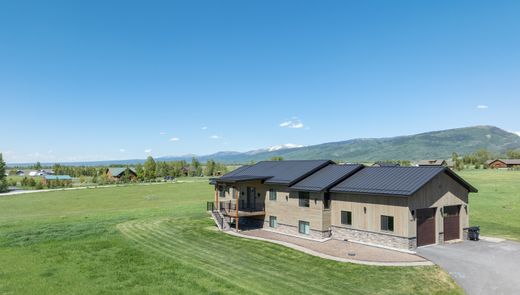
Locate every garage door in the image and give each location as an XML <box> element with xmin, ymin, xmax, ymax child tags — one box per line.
<box><xmin>443</xmin><ymin>205</ymin><xmax>460</xmax><ymax>241</ymax></box>
<box><xmin>417</xmin><ymin>208</ymin><xmax>436</xmax><ymax>247</ymax></box>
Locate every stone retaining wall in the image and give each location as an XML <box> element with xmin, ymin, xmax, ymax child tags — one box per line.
<box><xmin>331</xmin><ymin>226</ymin><xmax>415</xmax><ymax>250</ymax></box>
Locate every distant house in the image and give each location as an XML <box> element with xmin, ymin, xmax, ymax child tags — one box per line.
<box><xmin>417</xmin><ymin>159</ymin><xmax>447</xmax><ymax>167</ymax></box>
<box><xmin>372</xmin><ymin>162</ymin><xmax>400</xmax><ymax>167</ymax></box>
<box><xmin>29</xmin><ymin>170</ymin><xmax>54</xmax><ymax>177</ymax></box>
<box><xmin>14</xmin><ymin>170</ymin><xmax>25</xmax><ymax>176</ymax></box>
<box><xmin>106</xmin><ymin>167</ymin><xmax>138</xmax><ymax>180</ymax></box>
<box><xmin>487</xmin><ymin>159</ymin><xmax>520</xmax><ymax>169</ymax></box>
<box><xmin>41</xmin><ymin>175</ymin><xmax>72</xmax><ymax>185</ymax></box>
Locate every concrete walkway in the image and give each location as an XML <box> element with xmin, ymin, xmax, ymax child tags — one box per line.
<box><xmin>417</xmin><ymin>239</ymin><xmax>520</xmax><ymax>295</ymax></box>
<box><xmin>227</xmin><ymin>229</ymin><xmax>432</xmax><ymax>266</ymax></box>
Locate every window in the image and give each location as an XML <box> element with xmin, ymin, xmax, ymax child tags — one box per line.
<box><xmin>341</xmin><ymin>211</ymin><xmax>352</xmax><ymax>226</ymax></box>
<box><xmin>324</xmin><ymin>192</ymin><xmax>330</xmax><ymax>209</ymax></box>
<box><xmin>381</xmin><ymin>215</ymin><xmax>394</xmax><ymax>232</ymax></box>
<box><xmin>269</xmin><ymin>216</ymin><xmax>277</xmax><ymax>228</ymax></box>
<box><xmin>218</xmin><ymin>186</ymin><xmax>225</xmax><ymax>198</ymax></box>
<box><xmin>269</xmin><ymin>189</ymin><xmax>277</xmax><ymax>201</ymax></box>
<box><xmin>298</xmin><ymin>192</ymin><xmax>310</xmax><ymax>207</ymax></box>
<box><xmin>298</xmin><ymin>220</ymin><xmax>310</xmax><ymax>235</ymax></box>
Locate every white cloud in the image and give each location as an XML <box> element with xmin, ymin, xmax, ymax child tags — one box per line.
<box><xmin>159</xmin><ymin>132</ymin><xmax>167</xmax><ymax>135</ymax></box>
<box><xmin>170</xmin><ymin>137</ymin><xmax>180</xmax><ymax>142</ymax></box>
<box><xmin>210</xmin><ymin>135</ymin><xmax>220</xmax><ymax>139</ymax></box>
<box><xmin>119</xmin><ymin>148</ymin><xmax>126</xmax><ymax>153</ymax></box>
<box><xmin>477</xmin><ymin>105</ymin><xmax>488</xmax><ymax>109</ymax></box>
<box><xmin>144</xmin><ymin>149</ymin><xmax>152</xmax><ymax>153</ymax></box>
<box><xmin>279</xmin><ymin>120</ymin><xmax>304</xmax><ymax>129</ymax></box>
<box><xmin>201</xmin><ymin>126</ymin><xmax>207</xmax><ymax>130</ymax></box>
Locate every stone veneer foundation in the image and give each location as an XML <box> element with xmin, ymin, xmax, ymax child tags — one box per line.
<box><xmin>330</xmin><ymin>226</ymin><xmax>416</xmax><ymax>250</ymax></box>
<box><xmin>263</xmin><ymin>221</ymin><xmax>331</xmax><ymax>239</ymax></box>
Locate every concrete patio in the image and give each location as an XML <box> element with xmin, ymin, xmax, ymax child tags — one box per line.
<box><xmin>230</xmin><ymin>229</ymin><xmax>431</xmax><ymax>266</ymax></box>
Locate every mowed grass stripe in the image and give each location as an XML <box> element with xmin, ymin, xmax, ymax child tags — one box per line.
<box><xmin>117</xmin><ymin>222</ymin><xmax>260</xmax><ymax>295</ymax></box>
<box><xmin>145</xmin><ymin>220</ymin><xmax>357</xmax><ymax>293</ymax></box>
<box><xmin>121</xmin><ymin>219</ymin><xmax>342</xmax><ymax>295</ymax></box>
<box><xmin>136</xmin><ymin>223</ymin><xmax>342</xmax><ymax>295</ymax></box>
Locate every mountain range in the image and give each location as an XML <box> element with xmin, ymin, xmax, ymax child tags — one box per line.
<box><xmin>157</xmin><ymin>125</ymin><xmax>519</xmax><ymax>164</ymax></box>
<box><xmin>9</xmin><ymin>125</ymin><xmax>520</xmax><ymax>166</ymax></box>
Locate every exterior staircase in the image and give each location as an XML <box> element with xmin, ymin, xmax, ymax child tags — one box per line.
<box><xmin>207</xmin><ymin>202</ymin><xmax>231</xmax><ymax>231</ymax></box>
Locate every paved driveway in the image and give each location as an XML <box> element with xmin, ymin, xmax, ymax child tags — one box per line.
<box><xmin>417</xmin><ymin>239</ymin><xmax>520</xmax><ymax>295</ymax></box>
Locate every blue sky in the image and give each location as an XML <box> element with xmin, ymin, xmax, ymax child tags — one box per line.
<box><xmin>1</xmin><ymin>0</ymin><xmax>519</xmax><ymax>163</ymax></box>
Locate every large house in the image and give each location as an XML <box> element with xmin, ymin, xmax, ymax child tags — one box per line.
<box><xmin>486</xmin><ymin>159</ymin><xmax>520</xmax><ymax>169</ymax></box>
<box><xmin>210</xmin><ymin>160</ymin><xmax>477</xmax><ymax>250</ymax></box>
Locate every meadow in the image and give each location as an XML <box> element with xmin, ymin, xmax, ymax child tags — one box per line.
<box><xmin>459</xmin><ymin>169</ymin><xmax>520</xmax><ymax>240</ymax></box>
<box><xmin>0</xmin><ymin>178</ymin><xmax>465</xmax><ymax>294</ymax></box>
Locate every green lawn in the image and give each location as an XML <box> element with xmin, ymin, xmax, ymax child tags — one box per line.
<box><xmin>459</xmin><ymin>169</ymin><xmax>520</xmax><ymax>240</ymax></box>
<box><xmin>0</xmin><ymin>180</ymin><xmax>462</xmax><ymax>294</ymax></box>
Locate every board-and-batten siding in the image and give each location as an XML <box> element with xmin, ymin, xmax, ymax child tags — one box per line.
<box><xmin>231</xmin><ymin>182</ymin><xmax>328</xmax><ymax>232</ymax></box>
<box><xmin>264</xmin><ymin>189</ymin><xmax>327</xmax><ymax>231</ymax></box>
<box><xmin>408</xmin><ymin>172</ymin><xmax>469</xmax><ymax>241</ymax></box>
<box><xmin>330</xmin><ymin>193</ymin><xmax>409</xmax><ymax>237</ymax></box>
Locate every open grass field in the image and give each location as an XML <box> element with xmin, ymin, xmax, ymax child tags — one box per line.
<box><xmin>459</xmin><ymin>169</ymin><xmax>520</xmax><ymax>240</ymax></box>
<box><xmin>0</xmin><ymin>178</ymin><xmax>463</xmax><ymax>294</ymax></box>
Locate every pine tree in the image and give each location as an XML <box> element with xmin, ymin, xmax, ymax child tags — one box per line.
<box><xmin>0</xmin><ymin>153</ymin><xmax>8</xmax><ymax>192</ymax></box>
<box><xmin>144</xmin><ymin>156</ymin><xmax>157</xmax><ymax>181</ymax></box>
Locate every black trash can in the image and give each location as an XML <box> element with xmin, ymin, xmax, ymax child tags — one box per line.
<box><xmin>468</xmin><ymin>226</ymin><xmax>480</xmax><ymax>241</ymax></box>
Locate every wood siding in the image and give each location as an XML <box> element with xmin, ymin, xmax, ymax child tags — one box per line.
<box><xmin>408</xmin><ymin>173</ymin><xmax>469</xmax><ymax>242</ymax></box>
<box><xmin>330</xmin><ymin>193</ymin><xmax>409</xmax><ymax>237</ymax></box>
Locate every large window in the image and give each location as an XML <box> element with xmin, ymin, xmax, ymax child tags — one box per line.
<box><xmin>341</xmin><ymin>211</ymin><xmax>352</xmax><ymax>226</ymax></box>
<box><xmin>218</xmin><ymin>186</ymin><xmax>225</xmax><ymax>198</ymax></box>
<box><xmin>269</xmin><ymin>189</ymin><xmax>277</xmax><ymax>201</ymax></box>
<box><xmin>269</xmin><ymin>216</ymin><xmax>277</xmax><ymax>228</ymax></box>
<box><xmin>381</xmin><ymin>215</ymin><xmax>394</xmax><ymax>232</ymax></box>
<box><xmin>298</xmin><ymin>192</ymin><xmax>310</xmax><ymax>207</ymax></box>
<box><xmin>298</xmin><ymin>220</ymin><xmax>310</xmax><ymax>235</ymax></box>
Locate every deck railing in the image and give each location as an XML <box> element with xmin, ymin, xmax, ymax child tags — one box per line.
<box><xmin>207</xmin><ymin>201</ymin><xmax>224</xmax><ymax>229</ymax></box>
<box><xmin>218</xmin><ymin>200</ymin><xmax>265</xmax><ymax>214</ymax></box>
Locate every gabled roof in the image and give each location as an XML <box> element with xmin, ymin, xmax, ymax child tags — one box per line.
<box><xmin>290</xmin><ymin>164</ymin><xmax>363</xmax><ymax>192</ymax></box>
<box><xmin>44</xmin><ymin>175</ymin><xmax>72</xmax><ymax>180</ymax></box>
<box><xmin>489</xmin><ymin>159</ymin><xmax>520</xmax><ymax>165</ymax></box>
<box><xmin>217</xmin><ymin>160</ymin><xmax>333</xmax><ymax>185</ymax></box>
<box><xmin>330</xmin><ymin>166</ymin><xmax>477</xmax><ymax>196</ymax></box>
<box><xmin>108</xmin><ymin>167</ymin><xmax>137</xmax><ymax>177</ymax></box>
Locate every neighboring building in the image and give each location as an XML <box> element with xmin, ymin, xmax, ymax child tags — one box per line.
<box><xmin>14</xmin><ymin>170</ymin><xmax>25</xmax><ymax>176</ymax></box>
<box><xmin>487</xmin><ymin>159</ymin><xmax>520</xmax><ymax>169</ymax></box>
<box><xmin>417</xmin><ymin>159</ymin><xmax>447</xmax><ymax>167</ymax></box>
<box><xmin>28</xmin><ymin>170</ymin><xmax>54</xmax><ymax>177</ymax></box>
<box><xmin>106</xmin><ymin>167</ymin><xmax>138</xmax><ymax>180</ymax></box>
<box><xmin>372</xmin><ymin>162</ymin><xmax>400</xmax><ymax>167</ymax></box>
<box><xmin>41</xmin><ymin>175</ymin><xmax>72</xmax><ymax>185</ymax></box>
<box><xmin>210</xmin><ymin>160</ymin><xmax>477</xmax><ymax>250</ymax></box>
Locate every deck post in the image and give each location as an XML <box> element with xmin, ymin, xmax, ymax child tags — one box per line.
<box><xmin>235</xmin><ymin>189</ymin><xmax>239</xmax><ymax>231</ymax></box>
<box><xmin>215</xmin><ymin>186</ymin><xmax>218</xmax><ymax>210</ymax></box>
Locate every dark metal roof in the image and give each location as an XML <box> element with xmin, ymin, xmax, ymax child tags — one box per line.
<box><xmin>372</xmin><ymin>162</ymin><xmax>400</xmax><ymax>167</ymax></box>
<box><xmin>216</xmin><ymin>160</ymin><xmax>332</xmax><ymax>185</ymax></box>
<box><xmin>290</xmin><ymin>164</ymin><xmax>363</xmax><ymax>192</ymax></box>
<box><xmin>217</xmin><ymin>175</ymin><xmax>272</xmax><ymax>183</ymax></box>
<box><xmin>330</xmin><ymin>166</ymin><xmax>477</xmax><ymax>196</ymax></box>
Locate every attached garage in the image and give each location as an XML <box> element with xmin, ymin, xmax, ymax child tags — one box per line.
<box><xmin>443</xmin><ymin>205</ymin><xmax>460</xmax><ymax>241</ymax></box>
<box><xmin>417</xmin><ymin>208</ymin><xmax>436</xmax><ymax>247</ymax></box>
